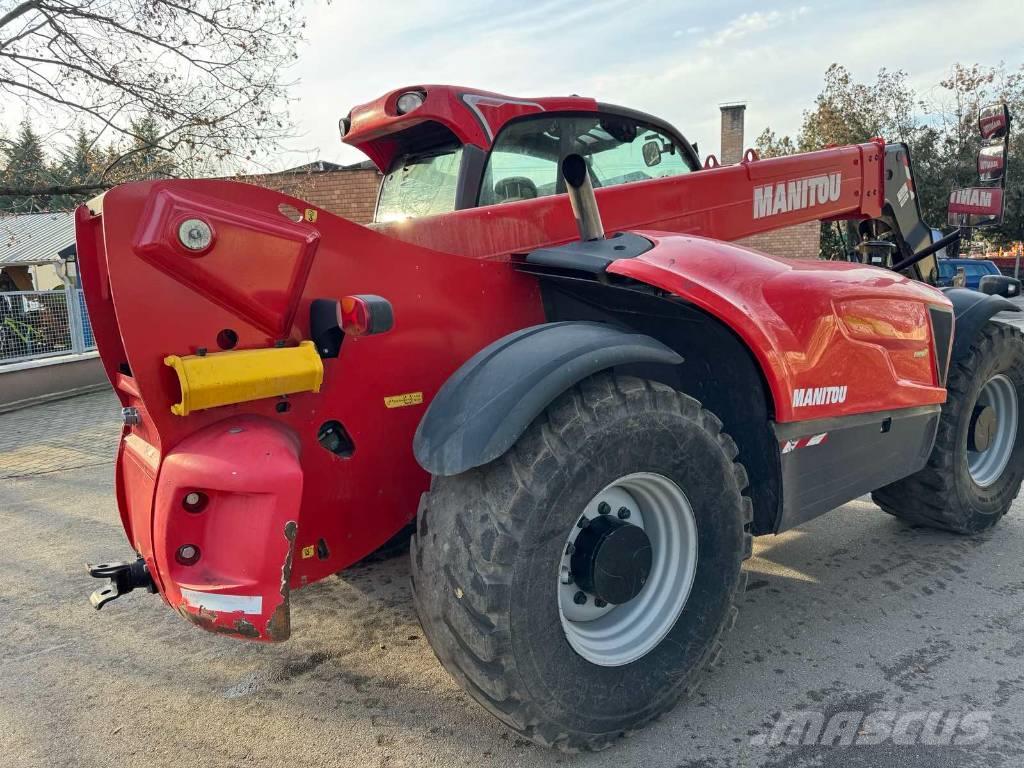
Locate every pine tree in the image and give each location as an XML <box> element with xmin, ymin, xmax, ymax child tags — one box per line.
<box><xmin>1</xmin><ymin>120</ymin><xmax>51</xmax><ymax>212</ymax></box>
<box><xmin>48</xmin><ymin>127</ymin><xmax>104</xmax><ymax>210</ymax></box>
<box><xmin>123</xmin><ymin>116</ymin><xmax>178</xmax><ymax>181</ymax></box>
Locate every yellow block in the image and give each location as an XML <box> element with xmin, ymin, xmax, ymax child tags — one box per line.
<box><xmin>164</xmin><ymin>341</ymin><xmax>324</xmax><ymax>416</ymax></box>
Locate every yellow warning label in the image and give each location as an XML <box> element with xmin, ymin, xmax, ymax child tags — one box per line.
<box><xmin>304</xmin><ymin>208</ymin><xmax>318</xmax><ymax>223</ymax></box>
<box><xmin>384</xmin><ymin>391</ymin><xmax>424</xmax><ymax>409</ymax></box>
<box><xmin>301</xmin><ymin>545</ymin><xmax>315</xmax><ymax>559</ymax></box>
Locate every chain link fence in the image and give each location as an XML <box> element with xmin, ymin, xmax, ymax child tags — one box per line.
<box><xmin>0</xmin><ymin>289</ymin><xmax>96</xmax><ymax>366</ymax></box>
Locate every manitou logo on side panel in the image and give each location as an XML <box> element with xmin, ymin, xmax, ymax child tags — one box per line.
<box><xmin>753</xmin><ymin>173</ymin><xmax>842</xmax><ymax>219</ymax></box>
<box><xmin>792</xmin><ymin>386</ymin><xmax>848</xmax><ymax>408</ymax></box>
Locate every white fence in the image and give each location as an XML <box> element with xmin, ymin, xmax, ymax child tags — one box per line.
<box><xmin>0</xmin><ymin>289</ymin><xmax>96</xmax><ymax>366</ymax></box>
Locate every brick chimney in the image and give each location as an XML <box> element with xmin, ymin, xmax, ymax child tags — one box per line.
<box><xmin>719</xmin><ymin>102</ymin><xmax>746</xmax><ymax>165</ymax></box>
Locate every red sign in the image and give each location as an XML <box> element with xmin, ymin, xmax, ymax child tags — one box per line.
<box><xmin>948</xmin><ymin>186</ymin><xmax>1003</xmax><ymax>227</ymax></box>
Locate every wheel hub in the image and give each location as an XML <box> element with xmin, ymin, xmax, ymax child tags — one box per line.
<box><xmin>967</xmin><ymin>373</ymin><xmax>1018</xmax><ymax>487</ymax></box>
<box><xmin>570</xmin><ymin>516</ymin><xmax>652</xmax><ymax>605</ymax></box>
<box><xmin>557</xmin><ymin>473</ymin><xmax>699</xmax><ymax>667</ymax></box>
<box><xmin>968</xmin><ymin>404</ymin><xmax>996</xmax><ymax>452</ymax></box>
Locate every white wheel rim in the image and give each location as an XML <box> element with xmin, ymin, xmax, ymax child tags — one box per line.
<box><xmin>557</xmin><ymin>472</ymin><xmax>698</xmax><ymax>667</ymax></box>
<box><xmin>968</xmin><ymin>373</ymin><xmax>1018</xmax><ymax>487</ymax></box>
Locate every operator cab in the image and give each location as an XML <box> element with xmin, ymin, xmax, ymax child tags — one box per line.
<box><xmin>338</xmin><ymin>86</ymin><xmax>701</xmax><ymax>223</ymax></box>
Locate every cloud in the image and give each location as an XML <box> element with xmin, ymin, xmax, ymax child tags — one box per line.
<box><xmin>698</xmin><ymin>6</ymin><xmax>811</xmax><ymax>49</ymax></box>
<box><xmin>674</xmin><ymin>25</ymin><xmax>704</xmax><ymax>37</ymax></box>
<box><xmin>174</xmin><ymin>0</ymin><xmax>1024</xmax><ymax>170</ymax></box>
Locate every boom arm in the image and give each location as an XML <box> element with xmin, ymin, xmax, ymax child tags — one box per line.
<box><xmin>378</xmin><ymin>141</ymin><xmax>888</xmax><ymax>262</ymax></box>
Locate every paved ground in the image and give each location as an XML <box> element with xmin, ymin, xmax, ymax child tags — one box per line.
<box><xmin>2</xmin><ymin>391</ymin><xmax>1024</xmax><ymax>768</ymax></box>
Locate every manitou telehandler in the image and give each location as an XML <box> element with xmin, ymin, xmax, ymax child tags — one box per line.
<box><xmin>79</xmin><ymin>86</ymin><xmax>1020</xmax><ymax>751</ymax></box>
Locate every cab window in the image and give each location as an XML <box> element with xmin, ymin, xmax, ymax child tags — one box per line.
<box><xmin>376</xmin><ymin>146</ymin><xmax>463</xmax><ymax>222</ymax></box>
<box><xmin>481</xmin><ymin>114</ymin><xmax>693</xmax><ymax>206</ymax></box>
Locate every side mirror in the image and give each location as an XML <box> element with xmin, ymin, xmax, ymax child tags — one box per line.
<box><xmin>642</xmin><ymin>140</ymin><xmax>663</xmax><ymax>167</ymax></box>
<box><xmin>978</xmin><ymin>142</ymin><xmax>1006</xmax><ymax>182</ymax></box>
<box><xmin>979</xmin><ymin>104</ymin><xmax>1010</xmax><ymax>140</ymax></box>
<box><xmin>948</xmin><ymin>187</ymin><xmax>1004</xmax><ymax>228</ymax></box>
<box><xmin>979</xmin><ymin>274</ymin><xmax>1021</xmax><ymax>299</ymax></box>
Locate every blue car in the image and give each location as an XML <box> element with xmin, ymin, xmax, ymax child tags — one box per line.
<box><xmin>936</xmin><ymin>258</ymin><xmax>1003</xmax><ymax>290</ymax></box>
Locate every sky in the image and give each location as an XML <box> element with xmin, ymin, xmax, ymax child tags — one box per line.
<box><xmin>277</xmin><ymin>0</ymin><xmax>1024</xmax><ymax>170</ymax></box>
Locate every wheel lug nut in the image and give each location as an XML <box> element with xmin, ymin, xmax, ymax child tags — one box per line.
<box><xmin>598</xmin><ymin>502</ymin><xmax>611</xmax><ymax>515</ymax></box>
<box><xmin>617</xmin><ymin>506</ymin><xmax>631</xmax><ymax>519</ymax></box>
<box><xmin>594</xmin><ymin>598</ymin><xmax>607</xmax><ymax>608</ymax></box>
<box><xmin>573</xmin><ymin>591</ymin><xmax>587</xmax><ymax>605</ymax></box>
<box><xmin>577</xmin><ymin>516</ymin><xmax>589</xmax><ymax>529</ymax></box>
<box><xmin>560</xmin><ymin>566</ymin><xmax>573</xmax><ymax>585</ymax></box>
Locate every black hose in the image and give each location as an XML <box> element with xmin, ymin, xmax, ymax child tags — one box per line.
<box><xmin>891</xmin><ymin>229</ymin><xmax>962</xmax><ymax>273</ymax></box>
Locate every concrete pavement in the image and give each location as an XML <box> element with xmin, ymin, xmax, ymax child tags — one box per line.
<box><xmin>1</xmin><ymin>391</ymin><xmax>1023</xmax><ymax>768</ymax></box>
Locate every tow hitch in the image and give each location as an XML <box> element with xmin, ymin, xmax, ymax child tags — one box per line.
<box><xmin>87</xmin><ymin>558</ymin><xmax>156</xmax><ymax>609</ymax></box>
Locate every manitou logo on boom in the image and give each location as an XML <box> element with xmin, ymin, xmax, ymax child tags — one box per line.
<box><xmin>754</xmin><ymin>173</ymin><xmax>842</xmax><ymax>219</ymax></box>
<box><xmin>792</xmin><ymin>386</ymin><xmax>848</xmax><ymax>408</ymax></box>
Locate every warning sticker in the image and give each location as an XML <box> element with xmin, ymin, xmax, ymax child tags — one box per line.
<box><xmin>301</xmin><ymin>545</ymin><xmax>315</xmax><ymax>559</ymax></box>
<box><xmin>304</xmin><ymin>208</ymin><xmax>318</xmax><ymax>223</ymax></box>
<box><xmin>384</xmin><ymin>392</ymin><xmax>424</xmax><ymax>409</ymax></box>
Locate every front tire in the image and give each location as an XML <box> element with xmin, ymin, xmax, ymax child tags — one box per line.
<box><xmin>410</xmin><ymin>374</ymin><xmax>752</xmax><ymax>751</ymax></box>
<box><xmin>873</xmin><ymin>321</ymin><xmax>1024</xmax><ymax>533</ymax></box>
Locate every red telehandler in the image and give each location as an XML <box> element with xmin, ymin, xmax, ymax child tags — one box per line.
<box><xmin>78</xmin><ymin>86</ymin><xmax>1020</xmax><ymax>751</ymax></box>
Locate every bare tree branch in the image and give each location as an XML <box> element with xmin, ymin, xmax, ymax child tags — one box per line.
<box><xmin>0</xmin><ymin>0</ymin><xmax>304</xmax><ymax>198</ymax></box>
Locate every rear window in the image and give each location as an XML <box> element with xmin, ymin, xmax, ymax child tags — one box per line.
<box><xmin>480</xmin><ymin>114</ymin><xmax>694</xmax><ymax>207</ymax></box>
<box><xmin>375</xmin><ymin>147</ymin><xmax>463</xmax><ymax>223</ymax></box>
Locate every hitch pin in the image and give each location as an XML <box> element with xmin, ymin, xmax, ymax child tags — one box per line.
<box><xmin>86</xmin><ymin>558</ymin><xmax>155</xmax><ymax>609</ymax></box>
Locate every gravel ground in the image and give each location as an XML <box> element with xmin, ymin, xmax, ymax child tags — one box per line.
<box><xmin>1</xmin><ymin>390</ymin><xmax>1023</xmax><ymax>768</ymax></box>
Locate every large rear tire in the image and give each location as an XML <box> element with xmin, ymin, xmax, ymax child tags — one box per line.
<box><xmin>410</xmin><ymin>373</ymin><xmax>752</xmax><ymax>751</ymax></box>
<box><xmin>872</xmin><ymin>321</ymin><xmax>1024</xmax><ymax>534</ymax></box>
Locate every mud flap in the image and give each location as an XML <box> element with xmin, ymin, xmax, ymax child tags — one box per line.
<box><xmin>152</xmin><ymin>416</ymin><xmax>303</xmax><ymax>641</ymax></box>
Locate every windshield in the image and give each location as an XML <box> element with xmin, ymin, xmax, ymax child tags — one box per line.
<box><xmin>375</xmin><ymin>147</ymin><xmax>463</xmax><ymax>222</ymax></box>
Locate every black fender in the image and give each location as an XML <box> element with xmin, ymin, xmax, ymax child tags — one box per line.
<box><xmin>413</xmin><ymin>321</ymin><xmax>683</xmax><ymax>476</ymax></box>
<box><xmin>944</xmin><ymin>288</ymin><xmax>1020</xmax><ymax>361</ymax></box>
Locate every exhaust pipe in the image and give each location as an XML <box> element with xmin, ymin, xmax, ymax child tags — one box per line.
<box><xmin>562</xmin><ymin>154</ymin><xmax>604</xmax><ymax>241</ymax></box>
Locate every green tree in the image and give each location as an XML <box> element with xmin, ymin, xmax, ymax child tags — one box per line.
<box><xmin>0</xmin><ymin>120</ymin><xmax>50</xmax><ymax>212</ymax></box>
<box><xmin>759</xmin><ymin>62</ymin><xmax>1024</xmax><ymax>255</ymax></box>
<box><xmin>753</xmin><ymin>127</ymin><xmax>797</xmax><ymax>159</ymax></box>
<box><xmin>113</xmin><ymin>116</ymin><xmax>179</xmax><ymax>183</ymax></box>
<box><xmin>47</xmin><ymin>128</ymin><xmax>104</xmax><ymax>210</ymax></box>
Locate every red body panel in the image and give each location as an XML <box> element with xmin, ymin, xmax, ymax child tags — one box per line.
<box><xmin>610</xmin><ymin>234</ymin><xmax>949</xmax><ymax>422</ymax></box>
<box><xmin>77</xmin><ymin>85</ymin><xmax>949</xmax><ymax>641</ymax></box>
<box><xmin>80</xmin><ymin>180</ymin><xmax>545</xmax><ymax>638</ymax></box>
<box><xmin>154</xmin><ymin>416</ymin><xmax>302</xmax><ymax>639</ymax></box>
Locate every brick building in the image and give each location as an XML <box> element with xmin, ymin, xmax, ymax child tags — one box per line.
<box><xmin>242</xmin><ymin>161</ymin><xmax>382</xmax><ymax>224</ymax></box>
<box><xmin>720</xmin><ymin>103</ymin><xmax>821</xmax><ymax>260</ymax></box>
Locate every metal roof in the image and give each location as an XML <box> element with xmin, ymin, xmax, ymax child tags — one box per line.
<box><xmin>0</xmin><ymin>211</ymin><xmax>76</xmax><ymax>267</ymax></box>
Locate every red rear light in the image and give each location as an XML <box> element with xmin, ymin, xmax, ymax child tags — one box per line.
<box><xmin>341</xmin><ymin>295</ymin><xmax>394</xmax><ymax>337</ymax></box>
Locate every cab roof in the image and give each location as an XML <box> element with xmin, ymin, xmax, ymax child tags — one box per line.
<box><xmin>341</xmin><ymin>85</ymin><xmax>695</xmax><ymax>172</ymax></box>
